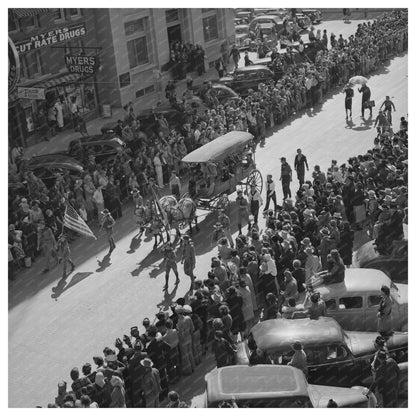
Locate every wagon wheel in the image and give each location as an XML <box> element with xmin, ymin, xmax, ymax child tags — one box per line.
<box><xmin>246</xmin><ymin>169</ymin><xmax>263</xmax><ymax>195</ymax></box>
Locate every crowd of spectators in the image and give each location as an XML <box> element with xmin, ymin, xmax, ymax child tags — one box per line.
<box><xmin>7</xmin><ymin>10</ymin><xmax>407</xmax><ymax>281</ymax></box>
<box><xmin>167</xmin><ymin>41</ymin><xmax>207</xmax><ymax>79</ymax></box>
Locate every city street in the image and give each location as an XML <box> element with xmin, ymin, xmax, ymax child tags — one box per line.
<box><xmin>8</xmin><ymin>19</ymin><xmax>408</xmax><ymax>407</ymax></box>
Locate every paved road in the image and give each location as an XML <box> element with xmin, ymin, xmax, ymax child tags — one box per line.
<box><xmin>8</xmin><ymin>19</ymin><xmax>408</xmax><ymax>408</ymax></box>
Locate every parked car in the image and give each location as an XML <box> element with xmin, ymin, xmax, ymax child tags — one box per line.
<box><xmin>23</xmin><ymin>154</ymin><xmax>84</xmax><ymax>187</ymax></box>
<box><xmin>253</xmin><ymin>8</ymin><xmax>288</xmax><ymax>18</ymax></box>
<box><xmin>66</xmin><ymin>134</ymin><xmax>127</xmax><ymax>165</ymax></box>
<box><xmin>235</xmin><ymin>10</ymin><xmax>253</xmax><ymax>22</ymax></box>
<box><xmin>352</xmin><ymin>240</ymin><xmax>408</xmax><ymax>283</ymax></box>
<box><xmin>234</xmin><ymin>17</ymin><xmax>250</xmax><ymax>26</ymax></box>
<box><xmin>302</xmin><ymin>9</ymin><xmax>323</xmax><ymax>24</ymax></box>
<box><xmin>235</xmin><ymin>24</ymin><xmax>251</xmax><ymax>49</ymax></box>
<box><xmin>204</xmin><ymin>365</ymin><xmax>370</xmax><ymax>408</ymax></box>
<box><xmin>256</xmin><ymin>23</ymin><xmax>278</xmax><ymax>42</ymax></box>
<box><xmin>294</xmin><ymin>13</ymin><xmax>312</xmax><ymax>30</ymax></box>
<box><xmin>249</xmin><ymin>15</ymin><xmax>285</xmax><ymax>33</ymax></box>
<box><xmin>237</xmin><ymin>317</ymin><xmax>408</xmax><ymax>387</ymax></box>
<box><xmin>217</xmin><ymin>65</ymin><xmax>276</xmax><ymax>96</ymax></box>
<box><xmin>192</xmin><ymin>83</ymin><xmax>240</xmax><ymax>106</ymax></box>
<box><xmin>318</xmin><ymin>268</ymin><xmax>408</xmax><ymax>332</ymax></box>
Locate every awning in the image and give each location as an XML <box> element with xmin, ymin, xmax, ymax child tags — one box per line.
<box><xmin>12</xmin><ymin>8</ymin><xmax>51</xmax><ymax>18</ymax></box>
<box><xmin>9</xmin><ymin>73</ymin><xmax>82</xmax><ymax>104</ymax></box>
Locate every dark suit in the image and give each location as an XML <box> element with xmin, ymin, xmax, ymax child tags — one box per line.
<box><xmin>294</xmin><ymin>154</ymin><xmax>309</xmax><ymax>186</ymax></box>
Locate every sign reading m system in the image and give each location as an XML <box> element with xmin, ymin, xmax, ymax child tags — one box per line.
<box><xmin>65</xmin><ymin>55</ymin><xmax>99</xmax><ymax>75</ymax></box>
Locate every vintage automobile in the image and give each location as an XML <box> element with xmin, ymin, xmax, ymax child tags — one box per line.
<box><xmin>235</xmin><ymin>24</ymin><xmax>251</xmax><ymax>49</ymax></box>
<box><xmin>235</xmin><ymin>10</ymin><xmax>253</xmax><ymax>22</ymax></box>
<box><xmin>294</xmin><ymin>13</ymin><xmax>312</xmax><ymax>30</ymax></box>
<box><xmin>256</xmin><ymin>23</ymin><xmax>278</xmax><ymax>43</ymax></box>
<box><xmin>249</xmin><ymin>15</ymin><xmax>285</xmax><ymax>34</ymax></box>
<box><xmin>23</xmin><ymin>154</ymin><xmax>84</xmax><ymax>188</ymax></box>
<box><xmin>253</xmin><ymin>8</ymin><xmax>288</xmax><ymax>18</ymax></box>
<box><xmin>237</xmin><ymin>317</ymin><xmax>408</xmax><ymax>387</ymax></box>
<box><xmin>317</xmin><ymin>268</ymin><xmax>408</xmax><ymax>332</ymax></box>
<box><xmin>204</xmin><ymin>365</ymin><xmax>371</xmax><ymax>408</ymax></box>
<box><xmin>352</xmin><ymin>239</ymin><xmax>408</xmax><ymax>283</ymax></box>
<box><xmin>217</xmin><ymin>65</ymin><xmax>276</xmax><ymax>96</ymax></box>
<box><xmin>66</xmin><ymin>135</ymin><xmax>127</xmax><ymax>164</ymax></box>
<box><xmin>192</xmin><ymin>83</ymin><xmax>240</xmax><ymax>106</ymax></box>
<box><xmin>302</xmin><ymin>9</ymin><xmax>323</xmax><ymax>24</ymax></box>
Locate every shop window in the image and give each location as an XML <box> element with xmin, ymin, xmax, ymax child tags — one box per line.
<box><xmin>127</xmin><ymin>37</ymin><xmax>149</xmax><ymax>68</ymax></box>
<box><xmin>368</xmin><ymin>295</ymin><xmax>382</xmax><ymax>307</ymax></box>
<box><xmin>339</xmin><ymin>296</ymin><xmax>363</xmax><ymax>309</ymax></box>
<box><xmin>165</xmin><ymin>9</ymin><xmax>179</xmax><ymax>24</ymax></box>
<box><xmin>119</xmin><ymin>72</ymin><xmax>131</xmax><ymax>88</ymax></box>
<box><xmin>53</xmin><ymin>8</ymin><xmax>66</xmax><ymax>21</ymax></box>
<box><xmin>203</xmin><ymin>14</ymin><xmax>219</xmax><ymax>42</ymax></box>
<box><xmin>124</xmin><ymin>17</ymin><xmax>146</xmax><ymax>36</ymax></box>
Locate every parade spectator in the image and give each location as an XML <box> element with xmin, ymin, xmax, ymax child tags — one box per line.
<box><xmin>140</xmin><ymin>358</ymin><xmax>161</xmax><ymax>408</ymax></box>
<box><xmin>212</xmin><ymin>330</ymin><xmax>236</xmax><ymax>368</ymax></box>
<box><xmin>181</xmin><ymin>235</ymin><xmax>196</xmax><ymax>283</ymax></box>
<box><xmin>377</xmin><ymin>285</ymin><xmax>393</xmax><ymax>337</ymax></box>
<box><xmin>294</xmin><ymin>149</ymin><xmax>309</xmax><ymax>187</ymax></box>
<box><xmin>287</xmin><ymin>341</ymin><xmax>308</xmax><ymax>377</ymax></box>
<box><xmin>166</xmin><ymin>391</ymin><xmax>189</xmax><ymax>408</ymax></box>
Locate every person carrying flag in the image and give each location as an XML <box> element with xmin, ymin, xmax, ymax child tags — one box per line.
<box><xmin>57</xmin><ymin>233</ymin><xmax>75</xmax><ymax>279</ymax></box>
<box><xmin>100</xmin><ymin>209</ymin><xmax>116</xmax><ymax>254</ymax></box>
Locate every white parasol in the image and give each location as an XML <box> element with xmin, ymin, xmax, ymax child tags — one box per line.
<box><xmin>348</xmin><ymin>75</ymin><xmax>369</xmax><ymax>85</ymax></box>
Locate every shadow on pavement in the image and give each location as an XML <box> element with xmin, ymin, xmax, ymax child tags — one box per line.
<box><xmin>51</xmin><ymin>272</ymin><xmax>94</xmax><ymax>300</ymax></box>
<box><xmin>156</xmin><ymin>283</ymin><xmax>179</xmax><ymax>311</ymax></box>
<box><xmin>127</xmin><ymin>231</ymin><xmax>144</xmax><ymax>253</ymax></box>
<box><xmin>96</xmin><ymin>254</ymin><xmax>112</xmax><ymax>272</ymax></box>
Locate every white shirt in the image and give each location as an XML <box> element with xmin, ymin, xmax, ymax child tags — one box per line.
<box><xmin>248</xmin><ymin>190</ymin><xmax>263</xmax><ymax>204</ymax></box>
<box><xmin>266</xmin><ymin>180</ymin><xmax>275</xmax><ymax>196</ymax></box>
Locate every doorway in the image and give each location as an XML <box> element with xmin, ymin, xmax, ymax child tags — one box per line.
<box><xmin>167</xmin><ymin>24</ymin><xmax>182</xmax><ymax>46</ymax></box>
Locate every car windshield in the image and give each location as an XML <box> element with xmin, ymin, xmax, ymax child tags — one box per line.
<box><xmin>236</xmin><ymin>27</ymin><xmax>248</xmax><ymax>34</ymax></box>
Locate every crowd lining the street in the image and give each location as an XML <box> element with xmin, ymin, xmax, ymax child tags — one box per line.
<box><xmin>8</xmin><ymin>11</ymin><xmax>408</xmax><ymax>408</ymax></box>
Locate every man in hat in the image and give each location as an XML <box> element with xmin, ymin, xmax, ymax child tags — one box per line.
<box><xmin>140</xmin><ymin>357</ymin><xmax>162</xmax><ymax>408</ymax></box>
<box><xmin>308</xmin><ymin>292</ymin><xmax>326</xmax><ymax>319</ymax></box>
<box><xmin>218</xmin><ymin>209</ymin><xmax>234</xmax><ymax>248</ymax></box>
<box><xmin>162</xmin><ymin>243</ymin><xmax>179</xmax><ymax>291</ymax></box>
<box><xmin>181</xmin><ymin>235</ymin><xmax>196</xmax><ymax>283</ymax></box>
<box><xmin>100</xmin><ymin>209</ymin><xmax>116</xmax><ymax>253</ymax></box>
<box><xmin>165</xmin><ymin>391</ymin><xmax>189</xmax><ymax>408</ymax></box>
<box><xmin>288</xmin><ymin>341</ymin><xmax>308</xmax><ymax>376</ymax></box>
<box><xmin>236</xmin><ymin>190</ymin><xmax>249</xmax><ymax>234</ymax></box>
<box><xmin>211</xmin><ymin>222</ymin><xmax>226</xmax><ymax>247</ymax></box>
<box><xmin>57</xmin><ymin>233</ymin><xmax>75</xmax><ymax>279</ymax></box>
<box><xmin>358</xmin><ymin>83</ymin><xmax>372</xmax><ymax>118</ymax></box>
<box><xmin>263</xmin><ymin>174</ymin><xmax>278</xmax><ymax>213</ymax></box>
<box><xmin>280</xmin><ymin>157</ymin><xmax>292</xmax><ymax>200</ymax></box>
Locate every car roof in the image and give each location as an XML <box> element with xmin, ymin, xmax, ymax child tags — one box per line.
<box><xmin>235</xmin><ymin>24</ymin><xmax>249</xmax><ymax>29</ymax></box>
<box><xmin>26</xmin><ymin>154</ymin><xmax>84</xmax><ymax>172</ymax></box>
<box><xmin>258</xmin><ymin>23</ymin><xmax>274</xmax><ymax>29</ymax></box>
<box><xmin>205</xmin><ymin>365</ymin><xmax>309</xmax><ymax>403</ymax></box>
<box><xmin>318</xmin><ymin>268</ymin><xmax>393</xmax><ymax>298</ymax></box>
<box><xmin>251</xmin><ymin>317</ymin><xmax>345</xmax><ymax>354</ymax></box>
<box><xmin>251</xmin><ymin>15</ymin><xmax>282</xmax><ymax>22</ymax></box>
<box><xmin>235</xmin><ymin>64</ymin><xmax>272</xmax><ymax>73</ymax></box>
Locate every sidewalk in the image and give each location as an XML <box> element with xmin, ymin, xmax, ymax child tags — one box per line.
<box><xmin>22</xmin><ymin>66</ymin><xmax>220</xmax><ymax>159</ymax></box>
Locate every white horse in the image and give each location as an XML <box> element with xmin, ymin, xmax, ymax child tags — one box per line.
<box><xmin>159</xmin><ymin>195</ymin><xmax>199</xmax><ymax>236</ymax></box>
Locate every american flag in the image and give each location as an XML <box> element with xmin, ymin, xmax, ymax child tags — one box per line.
<box><xmin>63</xmin><ymin>203</ymin><xmax>96</xmax><ymax>240</ymax></box>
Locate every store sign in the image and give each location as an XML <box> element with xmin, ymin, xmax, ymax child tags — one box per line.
<box><xmin>17</xmin><ymin>87</ymin><xmax>45</xmax><ymax>100</ymax></box>
<box><xmin>14</xmin><ymin>23</ymin><xmax>87</xmax><ymax>55</ymax></box>
<box><xmin>65</xmin><ymin>54</ymin><xmax>99</xmax><ymax>75</ymax></box>
<box><xmin>8</xmin><ymin>36</ymin><xmax>20</xmax><ymax>94</ymax></box>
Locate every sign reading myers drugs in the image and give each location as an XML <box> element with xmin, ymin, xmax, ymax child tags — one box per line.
<box><xmin>65</xmin><ymin>55</ymin><xmax>99</xmax><ymax>75</ymax></box>
<box><xmin>14</xmin><ymin>23</ymin><xmax>87</xmax><ymax>55</ymax></box>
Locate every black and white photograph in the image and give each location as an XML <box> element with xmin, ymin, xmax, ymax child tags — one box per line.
<box><xmin>7</xmin><ymin>3</ymin><xmax>409</xmax><ymax>409</ymax></box>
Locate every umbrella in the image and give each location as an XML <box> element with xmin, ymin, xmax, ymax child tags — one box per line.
<box><xmin>349</xmin><ymin>75</ymin><xmax>369</xmax><ymax>85</ymax></box>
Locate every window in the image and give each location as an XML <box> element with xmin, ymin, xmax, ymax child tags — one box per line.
<box><xmin>127</xmin><ymin>37</ymin><xmax>149</xmax><ymax>68</ymax></box>
<box><xmin>18</xmin><ymin>15</ymin><xmax>38</xmax><ymax>29</ymax></box>
<box><xmin>8</xmin><ymin>10</ymin><xmax>17</xmax><ymax>31</ymax></box>
<box><xmin>20</xmin><ymin>50</ymin><xmax>43</xmax><ymax>79</ymax></box>
<box><xmin>119</xmin><ymin>72</ymin><xmax>131</xmax><ymax>88</ymax></box>
<box><xmin>339</xmin><ymin>296</ymin><xmax>363</xmax><ymax>309</ymax></box>
<box><xmin>53</xmin><ymin>8</ymin><xmax>65</xmax><ymax>21</ymax></box>
<box><xmin>124</xmin><ymin>18</ymin><xmax>145</xmax><ymax>36</ymax></box>
<box><xmin>203</xmin><ymin>14</ymin><xmax>219</xmax><ymax>42</ymax></box>
<box><xmin>69</xmin><ymin>8</ymin><xmax>81</xmax><ymax>17</ymax></box>
<box><xmin>135</xmin><ymin>85</ymin><xmax>155</xmax><ymax>98</ymax></box>
<box><xmin>165</xmin><ymin>9</ymin><xmax>179</xmax><ymax>24</ymax></box>
<box><xmin>325</xmin><ymin>299</ymin><xmax>337</xmax><ymax>310</ymax></box>
<box><xmin>368</xmin><ymin>295</ymin><xmax>382</xmax><ymax>307</ymax></box>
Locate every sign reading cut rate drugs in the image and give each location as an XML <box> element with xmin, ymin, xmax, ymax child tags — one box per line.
<box><xmin>14</xmin><ymin>23</ymin><xmax>87</xmax><ymax>54</ymax></box>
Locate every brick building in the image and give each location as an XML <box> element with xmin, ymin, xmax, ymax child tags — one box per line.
<box><xmin>8</xmin><ymin>8</ymin><xmax>235</xmax><ymax>147</ymax></box>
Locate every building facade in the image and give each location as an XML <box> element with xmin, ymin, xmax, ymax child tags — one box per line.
<box><xmin>8</xmin><ymin>8</ymin><xmax>235</xmax><ymax>147</ymax></box>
